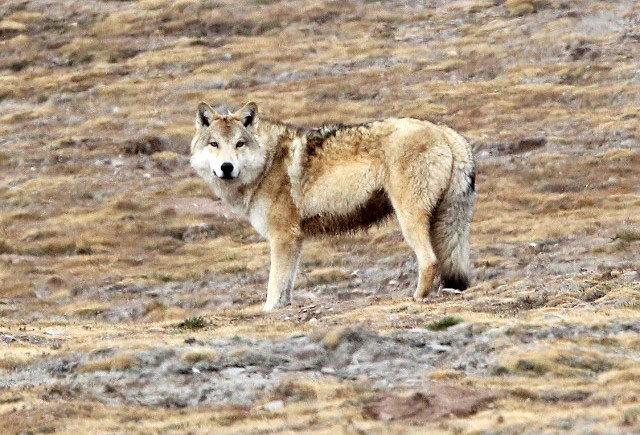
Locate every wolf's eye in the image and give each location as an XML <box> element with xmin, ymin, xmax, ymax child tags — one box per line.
<box><xmin>236</xmin><ymin>140</ymin><xmax>245</xmax><ymax>148</ymax></box>
<box><xmin>209</xmin><ymin>141</ymin><xmax>219</xmax><ymax>148</ymax></box>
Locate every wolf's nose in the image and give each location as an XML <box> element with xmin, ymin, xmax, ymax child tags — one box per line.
<box><xmin>221</xmin><ymin>162</ymin><xmax>234</xmax><ymax>176</ymax></box>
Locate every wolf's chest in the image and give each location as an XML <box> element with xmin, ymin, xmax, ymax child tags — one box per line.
<box><xmin>247</xmin><ymin>195</ymin><xmax>270</xmax><ymax>238</ymax></box>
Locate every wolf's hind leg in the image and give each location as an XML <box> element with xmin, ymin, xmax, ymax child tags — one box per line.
<box><xmin>263</xmin><ymin>235</ymin><xmax>302</xmax><ymax>312</ymax></box>
<box><xmin>394</xmin><ymin>209</ymin><xmax>438</xmax><ymax>300</ymax></box>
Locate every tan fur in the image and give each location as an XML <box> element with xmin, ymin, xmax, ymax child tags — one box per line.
<box><xmin>190</xmin><ymin>102</ymin><xmax>475</xmax><ymax>311</ymax></box>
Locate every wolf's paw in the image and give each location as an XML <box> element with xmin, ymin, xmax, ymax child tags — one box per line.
<box><xmin>411</xmin><ymin>292</ymin><xmax>429</xmax><ymax>302</ymax></box>
<box><xmin>262</xmin><ymin>300</ymin><xmax>290</xmax><ymax>312</ymax></box>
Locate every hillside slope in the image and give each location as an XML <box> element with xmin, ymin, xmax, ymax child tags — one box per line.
<box><xmin>1</xmin><ymin>0</ymin><xmax>640</xmax><ymax>432</ymax></box>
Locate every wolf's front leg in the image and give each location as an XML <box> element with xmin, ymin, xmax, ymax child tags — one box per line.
<box><xmin>263</xmin><ymin>235</ymin><xmax>302</xmax><ymax>312</ymax></box>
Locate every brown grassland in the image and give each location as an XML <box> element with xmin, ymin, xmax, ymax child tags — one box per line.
<box><xmin>1</xmin><ymin>0</ymin><xmax>640</xmax><ymax>433</ymax></box>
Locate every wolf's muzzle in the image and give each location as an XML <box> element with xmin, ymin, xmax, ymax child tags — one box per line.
<box><xmin>220</xmin><ymin>162</ymin><xmax>235</xmax><ymax>179</ymax></box>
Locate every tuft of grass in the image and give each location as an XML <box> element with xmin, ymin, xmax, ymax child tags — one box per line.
<box><xmin>614</xmin><ymin>228</ymin><xmax>640</xmax><ymax>242</ymax></box>
<box><xmin>271</xmin><ymin>380</ymin><xmax>317</xmax><ymax>402</ymax></box>
<box><xmin>111</xmin><ymin>199</ymin><xmax>148</xmax><ymax>212</ymax></box>
<box><xmin>429</xmin><ymin>369</ymin><xmax>464</xmax><ymax>380</ymax></box>
<box><xmin>21</xmin><ymin>240</ymin><xmax>93</xmax><ymax>256</ymax></box>
<box><xmin>556</xmin><ymin>353</ymin><xmax>613</xmax><ymax>374</ymax></box>
<box><xmin>177</xmin><ymin>316</ymin><xmax>207</xmax><ymax>330</ymax></box>
<box><xmin>78</xmin><ymin>354</ymin><xmax>140</xmax><ymax>373</ymax></box>
<box><xmin>0</xmin><ymin>239</ymin><xmax>15</xmax><ymax>254</ymax></box>
<box><xmin>491</xmin><ymin>365</ymin><xmax>511</xmax><ymax>376</ymax></box>
<box><xmin>0</xmin><ymin>356</ymin><xmax>30</xmax><ymax>371</ymax></box>
<box><xmin>505</xmin><ymin>0</ymin><xmax>544</xmax><ymax>16</ymax></box>
<box><xmin>301</xmin><ymin>267</ymin><xmax>349</xmax><ymax>287</ymax></box>
<box><xmin>321</xmin><ymin>326</ymin><xmax>362</xmax><ymax>350</ymax></box>
<box><xmin>182</xmin><ymin>349</ymin><xmax>218</xmax><ymax>364</ymax></box>
<box><xmin>427</xmin><ymin>316</ymin><xmax>463</xmax><ymax>331</ymax></box>
<box><xmin>0</xmin><ymin>151</ymin><xmax>11</xmax><ymax>165</ymax></box>
<box><xmin>623</xmin><ymin>406</ymin><xmax>640</xmax><ymax>426</ymax></box>
<box><xmin>515</xmin><ymin>359</ymin><xmax>549</xmax><ymax>375</ymax></box>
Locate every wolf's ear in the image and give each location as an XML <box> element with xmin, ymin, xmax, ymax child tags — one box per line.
<box><xmin>196</xmin><ymin>102</ymin><xmax>215</xmax><ymax>127</ymax></box>
<box><xmin>237</xmin><ymin>102</ymin><xmax>258</xmax><ymax>127</ymax></box>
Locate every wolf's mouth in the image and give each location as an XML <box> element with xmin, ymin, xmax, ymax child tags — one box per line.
<box><xmin>220</xmin><ymin>174</ymin><xmax>235</xmax><ymax>180</ymax></box>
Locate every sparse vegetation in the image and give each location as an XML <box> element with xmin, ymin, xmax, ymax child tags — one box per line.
<box><xmin>515</xmin><ymin>358</ymin><xmax>549</xmax><ymax>375</ymax></box>
<box><xmin>0</xmin><ymin>0</ymin><xmax>639</xmax><ymax>432</ymax></box>
<box><xmin>177</xmin><ymin>316</ymin><xmax>208</xmax><ymax>330</ymax></box>
<box><xmin>427</xmin><ymin>316</ymin><xmax>464</xmax><ymax>331</ymax></box>
<box><xmin>78</xmin><ymin>354</ymin><xmax>140</xmax><ymax>373</ymax></box>
<box><xmin>182</xmin><ymin>349</ymin><xmax>218</xmax><ymax>364</ymax></box>
<box><xmin>614</xmin><ymin>228</ymin><xmax>640</xmax><ymax>242</ymax></box>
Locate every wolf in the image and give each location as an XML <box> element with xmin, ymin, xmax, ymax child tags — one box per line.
<box><xmin>190</xmin><ymin>102</ymin><xmax>476</xmax><ymax>311</ymax></box>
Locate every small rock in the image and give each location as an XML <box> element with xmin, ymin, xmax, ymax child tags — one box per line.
<box><xmin>441</xmin><ymin>288</ymin><xmax>463</xmax><ymax>295</ymax></box>
<box><xmin>429</xmin><ymin>343</ymin><xmax>452</xmax><ymax>353</ymax></box>
<box><xmin>620</xmin><ymin>271</ymin><xmax>639</xmax><ymax>283</ymax></box>
<box><xmin>263</xmin><ymin>400</ymin><xmax>284</xmax><ymax>412</ymax></box>
<box><xmin>44</xmin><ymin>328</ymin><xmax>64</xmax><ymax>337</ymax></box>
<box><xmin>321</xmin><ymin>367</ymin><xmax>336</xmax><ymax>375</ymax></box>
<box><xmin>221</xmin><ymin>367</ymin><xmax>246</xmax><ymax>378</ymax></box>
<box><xmin>1</xmin><ymin>334</ymin><xmax>16</xmax><ymax>343</ymax></box>
<box><xmin>34</xmin><ymin>286</ymin><xmax>51</xmax><ymax>300</ymax></box>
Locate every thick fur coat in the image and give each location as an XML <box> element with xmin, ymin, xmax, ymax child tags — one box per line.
<box><xmin>190</xmin><ymin>102</ymin><xmax>475</xmax><ymax>311</ymax></box>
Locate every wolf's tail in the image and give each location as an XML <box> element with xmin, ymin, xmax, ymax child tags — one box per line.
<box><xmin>430</xmin><ymin>156</ymin><xmax>476</xmax><ymax>290</ymax></box>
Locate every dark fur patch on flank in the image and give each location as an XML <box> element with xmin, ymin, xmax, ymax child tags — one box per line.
<box><xmin>301</xmin><ymin>189</ymin><xmax>394</xmax><ymax>236</ymax></box>
<box><xmin>442</xmin><ymin>274</ymin><xmax>470</xmax><ymax>291</ymax></box>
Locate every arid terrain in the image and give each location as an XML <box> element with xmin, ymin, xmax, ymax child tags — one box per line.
<box><xmin>1</xmin><ymin>0</ymin><xmax>640</xmax><ymax>433</ymax></box>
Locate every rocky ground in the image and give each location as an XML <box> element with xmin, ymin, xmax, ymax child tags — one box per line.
<box><xmin>1</xmin><ymin>0</ymin><xmax>640</xmax><ymax>433</ymax></box>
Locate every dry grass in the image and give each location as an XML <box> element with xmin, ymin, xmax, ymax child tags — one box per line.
<box><xmin>78</xmin><ymin>354</ymin><xmax>141</xmax><ymax>373</ymax></box>
<box><xmin>0</xmin><ymin>0</ymin><xmax>638</xmax><ymax>432</ymax></box>
<box><xmin>182</xmin><ymin>348</ymin><xmax>218</xmax><ymax>364</ymax></box>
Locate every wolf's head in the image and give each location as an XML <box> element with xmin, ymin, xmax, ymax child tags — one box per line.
<box><xmin>190</xmin><ymin>101</ymin><xmax>267</xmax><ymax>188</ymax></box>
